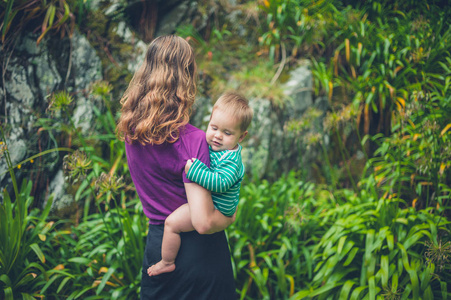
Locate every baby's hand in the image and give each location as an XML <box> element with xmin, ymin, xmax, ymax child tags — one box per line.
<box><xmin>185</xmin><ymin>158</ymin><xmax>196</xmax><ymax>174</ymax></box>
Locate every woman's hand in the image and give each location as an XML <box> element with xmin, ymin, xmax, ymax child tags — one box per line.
<box><xmin>185</xmin><ymin>158</ymin><xmax>196</xmax><ymax>174</ymax></box>
<box><xmin>184</xmin><ymin>182</ymin><xmax>236</xmax><ymax>234</ymax></box>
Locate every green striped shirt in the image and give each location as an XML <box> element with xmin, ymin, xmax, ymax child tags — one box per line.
<box><xmin>187</xmin><ymin>145</ymin><xmax>244</xmax><ymax>217</ymax></box>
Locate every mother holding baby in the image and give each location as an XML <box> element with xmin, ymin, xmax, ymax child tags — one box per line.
<box><xmin>116</xmin><ymin>35</ymin><xmax>237</xmax><ymax>299</ymax></box>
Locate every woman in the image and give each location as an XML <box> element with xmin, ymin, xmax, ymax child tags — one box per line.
<box><xmin>116</xmin><ymin>35</ymin><xmax>236</xmax><ymax>299</ymax></box>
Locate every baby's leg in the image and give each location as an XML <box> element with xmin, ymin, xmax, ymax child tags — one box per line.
<box><xmin>148</xmin><ymin>204</ymin><xmax>194</xmax><ymax>276</ymax></box>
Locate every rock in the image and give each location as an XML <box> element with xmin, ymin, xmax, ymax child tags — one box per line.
<box><xmin>113</xmin><ymin>21</ymin><xmax>148</xmax><ymax>75</ymax></box>
<box><xmin>241</xmin><ymin>98</ymin><xmax>276</xmax><ymax>179</ymax></box>
<box><xmin>240</xmin><ymin>61</ymin><xmax>328</xmax><ymax>180</ymax></box>
<box><xmin>190</xmin><ymin>95</ymin><xmax>212</xmax><ymax>129</ymax></box>
<box><xmin>155</xmin><ymin>1</ymin><xmax>198</xmax><ymax>37</ymax></box>
<box><xmin>0</xmin><ymin>128</ymin><xmax>27</xmax><ymax>184</ymax></box>
<box><xmin>47</xmin><ymin>170</ymin><xmax>77</xmax><ymax>220</ymax></box>
<box><xmin>283</xmin><ymin>60</ymin><xmax>313</xmax><ymax>117</ymax></box>
<box><xmin>70</xmin><ymin>32</ymin><xmax>102</xmax><ymax>93</ymax></box>
<box><xmin>0</xmin><ymin>30</ymin><xmax>102</xmax><ymax>206</ymax></box>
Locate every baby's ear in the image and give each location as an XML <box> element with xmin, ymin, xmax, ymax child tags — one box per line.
<box><xmin>238</xmin><ymin>131</ymin><xmax>248</xmax><ymax>143</ymax></box>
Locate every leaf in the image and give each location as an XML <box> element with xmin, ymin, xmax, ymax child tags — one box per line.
<box><xmin>96</xmin><ymin>266</ymin><xmax>115</xmax><ymax>295</ymax></box>
<box><xmin>286</xmin><ymin>274</ymin><xmax>295</xmax><ymax>297</ymax></box>
<box><xmin>440</xmin><ymin>281</ymin><xmax>447</xmax><ymax>300</ymax></box>
<box><xmin>30</xmin><ymin>243</ymin><xmax>45</xmax><ymax>263</ymax></box>
<box><xmin>3</xmin><ymin>287</ymin><xmax>13</xmax><ymax>300</ymax></box>
<box><xmin>345</xmin><ymin>39</ymin><xmax>350</xmax><ymax>62</ymax></box>
<box><xmin>290</xmin><ymin>289</ymin><xmax>311</xmax><ymax>300</ymax></box>
<box><xmin>391</xmin><ymin>272</ymin><xmax>399</xmax><ymax>292</ymax></box>
<box><xmin>309</xmin><ymin>282</ymin><xmax>340</xmax><ymax>297</ymax></box>
<box><xmin>0</xmin><ymin>275</ymin><xmax>11</xmax><ymax>286</ymax></box>
<box><xmin>21</xmin><ymin>292</ymin><xmax>35</xmax><ymax>300</ymax></box>
<box><xmin>68</xmin><ymin>257</ymin><xmax>92</xmax><ymax>264</ymax></box>
<box><xmin>337</xmin><ymin>236</ymin><xmax>347</xmax><ymax>255</ymax></box>
<box><xmin>55</xmin><ymin>2</ymin><xmax>70</xmax><ymax>27</ymax></box>
<box><xmin>396</xmin><ymin>97</ymin><xmax>405</xmax><ymax>108</ymax></box>
<box><xmin>440</xmin><ymin>123</ymin><xmax>451</xmax><ymax>136</ymax></box>
<box><xmin>40</xmin><ymin>274</ymin><xmax>61</xmax><ymax>294</ymax></box>
<box><xmin>386</xmin><ymin>232</ymin><xmax>394</xmax><ymax>250</ymax></box>
<box><xmin>403</xmin><ymin>231</ymin><xmax>425</xmax><ymax>250</ymax></box>
<box><xmin>368</xmin><ymin>276</ymin><xmax>376</xmax><ymax>300</ymax></box>
<box><xmin>57</xmin><ymin>276</ymin><xmax>71</xmax><ymax>293</ymax></box>
<box><xmin>302</xmin><ymin>246</ymin><xmax>313</xmax><ymax>279</ymax></box>
<box><xmin>420</xmin><ymin>264</ymin><xmax>433</xmax><ymax>292</ymax></box>
<box><xmin>339</xmin><ymin>280</ymin><xmax>355</xmax><ymax>300</ymax></box>
<box><xmin>48</xmin><ymin>4</ymin><xmax>56</xmax><ymax>28</ymax></box>
<box><xmin>350</xmin><ymin>286</ymin><xmax>367</xmax><ymax>300</ymax></box>
<box><xmin>398</xmin><ymin>243</ymin><xmax>419</xmax><ymax>298</ymax></box>
<box><xmin>74</xmin><ymin>286</ymin><xmax>94</xmax><ymax>299</ymax></box>
<box><xmin>1</xmin><ymin>0</ymin><xmax>14</xmax><ymax>41</ymax></box>
<box><xmin>343</xmin><ymin>248</ymin><xmax>359</xmax><ymax>266</ymax></box>
<box><xmin>423</xmin><ymin>286</ymin><xmax>434</xmax><ymax>300</ymax></box>
<box><xmin>380</xmin><ymin>255</ymin><xmax>389</xmax><ymax>288</ymax></box>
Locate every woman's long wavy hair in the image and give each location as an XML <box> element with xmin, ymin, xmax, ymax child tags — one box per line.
<box><xmin>116</xmin><ymin>35</ymin><xmax>197</xmax><ymax>145</ymax></box>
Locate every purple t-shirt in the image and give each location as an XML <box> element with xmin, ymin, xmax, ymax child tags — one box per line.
<box><xmin>125</xmin><ymin>124</ymin><xmax>210</xmax><ymax>225</ymax></box>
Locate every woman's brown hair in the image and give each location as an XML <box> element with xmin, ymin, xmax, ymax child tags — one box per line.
<box><xmin>116</xmin><ymin>35</ymin><xmax>197</xmax><ymax>145</ymax></box>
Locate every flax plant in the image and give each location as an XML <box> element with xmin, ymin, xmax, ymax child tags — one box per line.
<box><xmin>41</xmin><ymin>82</ymin><xmax>143</xmax><ymax>298</ymax></box>
<box><xmin>0</xmin><ymin>125</ymin><xmax>57</xmax><ymax>299</ymax></box>
<box><xmin>1</xmin><ymin>0</ymin><xmax>77</xmax><ymax>45</ymax></box>
<box><xmin>291</xmin><ymin>195</ymin><xmax>450</xmax><ymax>299</ymax></box>
<box><xmin>228</xmin><ymin>172</ymin><xmax>326</xmax><ymax>299</ymax></box>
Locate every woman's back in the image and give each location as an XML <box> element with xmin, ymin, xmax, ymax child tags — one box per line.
<box><xmin>127</xmin><ymin>124</ymin><xmax>236</xmax><ymax>299</ymax></box>
<box><xmin>125</xmin><ymin>124</ymin><xmax>209</xmax><ymax>224</ymax></box>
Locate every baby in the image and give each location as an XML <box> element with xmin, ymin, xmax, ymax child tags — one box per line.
<box><xmin>148</xmin><ymin>91</ymin><xmax>253</xmax><ymax>276</ymax></box>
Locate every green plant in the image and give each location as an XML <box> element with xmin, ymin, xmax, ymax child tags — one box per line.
<box><xmin>37</xmin><ymin>81</ymin><xmax>142</xmax><ymax>298</ymax></box>
<box><xmin>258</xmin><ymin>0</ymin><xmax>340</xmax><ymax>62</ymax></box>
<box><xmin>291</xmin><ymin>194</ymin><xmax>450</xmax><ymax>299</ymax></box>
<box><xmin>366</xmin><ymin>61</ymin><xmax>451</xmax><ymax>211</ymax></box>
<box><xmin>0</xmin><ymin>180</ymin><xmax>54</xmax><ymax>300</ymax></box>
<box><xmin>315</xmin><ymin>3</ymin><xmax>451</xmax><ymax>139</ymax></box>
<box><xmin>0</xmin><ymin>127</ymin><xmax>57</xmax><ymax>299</ymax></box>
<box><xmin>39</xmin><ymin>198</ymin><xmax>146</xmax><ymax>299</ymax></box>
<box><xmin>228</xmin><ymin>172</ymin><xmax>329</xmax><ymax>299</ymax></box>
<box><xmin>304</xmin><ymin>1</ymin><xmax>451</xmax><ymax>193</ymax></box>
<box><xmin>0</xmin><ymin>0</ymin><xmax>77</xmax><ymax>45</ymax></box>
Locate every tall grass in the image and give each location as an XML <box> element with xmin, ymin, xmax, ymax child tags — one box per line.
<box><xmin>228</xmin><ymin>172</ymin><xmax>450</xmax><ymax>299</ymax></box>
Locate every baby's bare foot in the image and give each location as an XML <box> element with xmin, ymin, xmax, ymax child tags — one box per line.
<box><xmin>148</xmin><ymin>260</ymin><xmax>176</xmax><ymax>276</ymax></box>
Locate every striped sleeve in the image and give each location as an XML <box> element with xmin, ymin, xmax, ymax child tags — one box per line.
<box><xmin>186</xmin><ymin>158</ymin><xmax>240</xmax><ymax>193</ymax></box>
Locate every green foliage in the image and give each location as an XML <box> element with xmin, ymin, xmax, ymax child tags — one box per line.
<box><xmin>0</xmin><ymin>181</ymin><xmax>53</xmax><ymax>300</ymax></box>
<box><xmin>0</xmin><ymin>0</ymin><xmax>84</xmax><ymax>45</ymax></box>
<box><xmin>1</xmin><ymin>77</ymin><xmax>138</xmax><ymax>298</ymax></box>
<box><xmin>292</xmin><ymin>194</ymin><xmax>450</xmax><ymax>299</ymax></box>
<box><xmin>40</xmin><ymin>199</ymin><xmax>146</xmax><ymax>299</ymax></box>
<box><xmin>228</xmin><ymin>172</ymin><xmax>328</xmax><ymax>299</ymax></box>
<box><xmin>366</xmin><ymin>58</ymin><xmax>451</xmax><ymax>211</ymax></box>
<box><xmin>0</xmin><ymin>132</ymin><xmax>54</xmax><ymax>299</ymax></box>
<box><xmin>39</xmin><ymin>80</ymin><xmax>142</xmax><ymax>298</ymax></box>
<box><xmin>258</xmin><ymin>0</ymin><xmax>340</xmax><ymax>61</ymax></box>
<box><xmin>311</xmin><ymin>3</ymin><xmax>451</xmax><ymax>138</ymax></box>
<box><xmin>227</xmin><ymin>172</ymin><xmax>451</xmax><ymax>299</ymax></box>
<box><xmin>0</xmin><ymin>119</ymin><xmax>70</xmax><ymax>300</ymax></box>
<box><xmin>258</xmin><ymin>0</ymin><xmax>451</xmax><ymax>196</ymax></box>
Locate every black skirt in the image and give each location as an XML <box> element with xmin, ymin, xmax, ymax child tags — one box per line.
<box><xmin>140</xmin><ymin>224</ymin><xmax>237</xmax><ymax>299</ymax></box>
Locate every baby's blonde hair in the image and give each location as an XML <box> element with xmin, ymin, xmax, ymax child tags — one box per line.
<box><xmin>212</xmin><ymin>92</ymin><xmax>253</xmax><ymax>132</ymax></box>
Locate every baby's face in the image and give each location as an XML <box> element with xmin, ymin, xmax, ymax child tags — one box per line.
<box><xmin>206</xmin><ymin>109</ymin><xmax>247</xmax><ymax>152</ymax></box>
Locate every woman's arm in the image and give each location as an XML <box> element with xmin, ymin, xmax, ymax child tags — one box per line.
<box><xmin>184</xmin><ymin>182</ymin><xmax>236</xmax><ymax>234</ymax></box>
<box><xmin>187</xmin><ymin>158</ymin><xmax>240</xmax><ymax>193</ymax></box>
